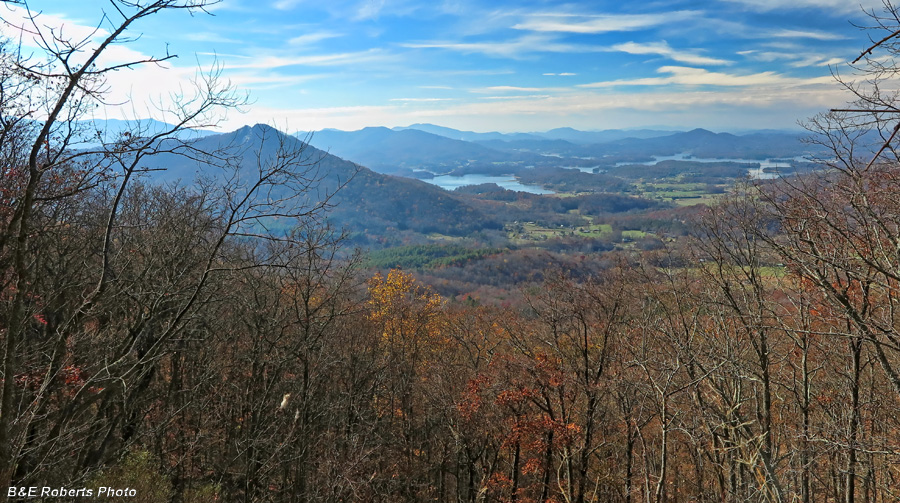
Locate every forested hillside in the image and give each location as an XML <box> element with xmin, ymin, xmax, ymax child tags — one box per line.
<box><xmin>3</xmin><ymin>2</ymin><xmax>900</xmax><ymax>503</ymax></box>
<box><xmin>135</xmin><ymin>124</ymin><xmax>505</xmax><ymax>244</ymax></box>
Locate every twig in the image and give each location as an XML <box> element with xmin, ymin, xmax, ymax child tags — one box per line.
<box><xmin>853</xmin><ymin>28</ymin><xmax>900</xmax><ymax>63</ymax></box>
<box><xmin>865</xmin><ymin>121</ymin><xmax>900</xmax><ymax>170</ymax></box>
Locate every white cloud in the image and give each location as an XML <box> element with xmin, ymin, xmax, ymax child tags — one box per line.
<box><xmin>512</xmin><ymin>10</ymin><xmax>700</xmax><ymax>34</ymax></box>
<box><xmin>697</xmin><ymin>18</ymin><xmax>853</xmax><ymax>42</ymax></box>
<box><xmin>719</xmin><ymin>0</ymin><xmax>883</xmax><ymax>13</ymax></box>
<box><xmin>480</xmin><ymin>86</ymin><xmax>548</xmax><ymax>92</ymax></box>
<box><xmin>579</xmin><ymin>66</ymin><xmax>835</xmax><ymax>88</ymax></box>
<box><xmin>739</xmin><ymin>49</ymin><xmax>848</xmax><ymax>68</ymax></box>
<box><xmin>479</xmin><ymin>95</ymin><xmax>552</xmax><ymax>100</ymax></box>
<box><xmin>611</xmin><ymin>41</ymin><xmax>732</xmax><ymax>66</ymax></box>
<box><xmin>410</xmin><ymin>86</ymin><xmax>849</xmax><ymax>127</ymax></box>
<box><xmin>0</xmin><ymin>4</ymin><xmax>108</xmax><ymax>51</ymax></box>
<box><xmin>203</xmin><ymin>0</ymin><xmax>240</xmax><ymax>13</ymax></box>
<box><xmin>0</xmin><ymin>3</ymin><xmax>236</xmax><ymax>128</ymax></box>
<box><xmin>355</xmin><ymin>0</ymin><xmax>387</xmax><ymax>20</ymax></box>
<box><xmin>288</xmin><ymin>31</ymin><xmax>343</xmax><ymax>46</ymax></box>
<box><xmin>469</xmin><ymin>85</ymin><xmax>572</xmax><ymax>95</ymax></box>
<box><xmin>817</xmin><ymin>57</ymin><xmax>847</xmax><ymax>66</ymax></box>
<box><xmin>543</xmin><ymin>72</ymin><xmax>577</xmax><ymax>76</ymax></box>
<box><xmin>389</xmin><ymin>97</ymin><xmax>453</xmax><ymax>102</ymax></box>
<box><xmin>404</xmin><ymin>34</ymin><xmax>593</xmax><ymax>58</ymax></box>
<box><xmin>770</xmin><ymin>28</ymin><xmax>849</xmax><ymax>40</ymax></box>
<box><xmin>227</xmin><ymin>72</ymin><xmax>330</xmax><ymax>88</ymax></box>
<box><xmin>95</xmin><ymin>44</ymin><xmax>164</xmax><ymax>68</ymax></box>
<box><xmin>273</xmin><ymin>0</ymin><xmax>306</xmax><ymax>10</ymax></box>
<box><xmin>431</xmin><ymin>69</ymin><xmax>516</xmax><ymax>76</ymax></box>
<box><xmin>218</xmin><ymin>80</ymin><xmax>853</xmax><ymax>133</ymax></box>
<box><xmin>0</xmin><ymin>3</ymin><xmax>192</xmax><ymax>70</ymax></box>
<box><xmin>228</xmin><ymin>49</ymin><xmax>393</xmax><ymax>69</ymax></box>
<box><xmin>788</xmin><ymin>55</ymin><xmax>847</xmax><ymax>67</ymax></box>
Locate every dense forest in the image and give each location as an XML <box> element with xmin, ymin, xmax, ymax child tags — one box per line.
<box><xmin>4</xmin><ymin>2</ymin><xmax>900</xmax><ymax>503</ymax></box>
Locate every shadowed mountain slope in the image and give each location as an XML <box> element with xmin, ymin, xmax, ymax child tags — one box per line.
<box><xmin>135</xmin><ymin>124</ymin><xmax>503</xmax><ymax>244</ymax></box>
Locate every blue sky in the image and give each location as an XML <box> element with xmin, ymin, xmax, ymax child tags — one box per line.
<box><xmin>0</xmin><ymin>0</ymin><xmax>886</xmax><ymax>132</ymax></box>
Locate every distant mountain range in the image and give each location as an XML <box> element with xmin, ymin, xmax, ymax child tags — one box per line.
<box><xmin>78</xmin><ymin>121</ymin><xmax>831</xmax><ymax>248</ymax></box>
<box><xmin>394</xmin><ymin>123</ymin><xmax>676</xmax><ymax>144</ymax></box>
<box><xmin>535</xmin><ymin>127</ymin><xmax>676</xmax><ymax>144</ymax></box>
<box><xmin>304</xmin><ymin>123</ymin><xmax>821</xmax><ymax>175</ymax></box>
<box><xmin>392</xmin><ymin>123</ymin><xmax>543</xmax><ymax>142</ymax></box>
<box><xmin>597</xmin><ymin>128</ymin><xmax>815</xmax><ymax>160</ymax></box>
<box><xmin>305</xmin><ymin>126</ymin><xmax>554</xmax><ymax>175</ymax></box>
<box><xmin>83</xmin><ymin>121</ymin><xmax>818</xmax><ymax>174</ymax></box>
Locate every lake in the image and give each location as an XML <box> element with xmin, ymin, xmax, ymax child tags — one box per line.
<box><xmin>423</xmin><ymin>173</ymin><xmax>555</xmax><ymax>194</ymax></box>
<box><xmin>615</xmin><ymin>153</ymin><xmax>814</xmax><ymax>179</ymax></box>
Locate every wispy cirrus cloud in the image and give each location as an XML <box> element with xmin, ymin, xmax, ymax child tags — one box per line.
<box><xmin>389</xmin><ymin>97</ymin><xmax>454</xmax><ymax>102</ymax></box>
<box><xmin>610</xmin><ymin>41</ymin><xmax>732</xmax><ymax>66</ymax></box>
<box><xmin>739</xmin><ymin>48</ymin><xmax>848</xmax><ymax>68</ymax></box>
<box><xmin>355</xmin><ymin>0</ymin><xmax>387</xmax><ymax>20</ymax></box>
<box><xmin>288</xmin><ymin>31</ymin><xmax>343</xmax><ymax>46</ymax></box>
<box><xmin>272</xmin><ymin>0</ymin><xmax>416</xmax><ymax>20</ymax></box>
<box><xmin>719</xmin><ymin>0</ymin><xmax>882</xmax><ymax>13</ymax></box>
<box><xmin>403</xmin><ymin>34</ymin><xmax>594</xmax><ymax>58</ymax></box>
<box><xmin>769</xmin><ymin>28</ymin><xmax>849</xmax><ymax>40</ymax></box>
<box><xmin>272</xmin><ymin>0</ymin><xmax>305</xmax><ymax>10</ymax></box>
<box><xmin>512</xmin><ymin>10</ymin><xmax>701</xmax><ymax>34</ymax></box>
<box><xmin>226</xmin><ymin>80</ymin><xmax>850</xmax><ymax>132</ymax></box>
<box><xmin>228</xmin><ymin>49</ymin><xmax>394</xmax><ymax>69</ymax></box>
<box><xmin>476</xmin><ymin>85</ymin><xmax>557</xmax><ymax>93</ymax></box>
<box><xmin>479</xmin><ymin>94</ymin><xmax>552</xmax><ymax>100</ymax></box>
<box><xmin>579</xmin><ymin>65</ymin><xmax>834</xmax><ymax>88</ymax></box>
<box><xmin>226</xmin><ymin>72</ymin><xmax>331</xmax><ymax>88</ymax></box>
<box><xmin>695</xmin><ymin>18</ymin><xmax>853</xmax><ymax>42</ymax></box>
<box><xmin>290</xmin><ymin>85</ymin><xmax>842</xmax><ymax>131</ymax></box>
<box><xmin>791</xmin><ymin>56</ymin><xmax>846</xmax><ymax>67</ymax></box>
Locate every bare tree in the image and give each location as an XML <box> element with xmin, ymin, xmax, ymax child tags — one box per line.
<box><xmin>0</xmin><ymin>2</ymin><xmax>349</xmax><ymax>496</ymax></box>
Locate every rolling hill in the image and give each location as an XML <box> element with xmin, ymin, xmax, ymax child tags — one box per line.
<box><xmin>308</xmin><ymin>125</ymin><xmax>818</xmax><ymax>174</ymax></box>
<box><xmin>305</xmin><ymin>126</ymin><xmax>550</xmax><ymax>174</ymax></box>
<box><xmin>535</xmin><ymin>127</ymin><xmax>675</xmax><ymax>144</ymax></box>
<box><xmin>393</xmin><ymin>123</ymin><xmax>544</xmax><ymax>142</ymax></box>
<box><xmin>597</xmin><ymin>128</ymin><xmax>813</xmax><ymax>160</ymax></box>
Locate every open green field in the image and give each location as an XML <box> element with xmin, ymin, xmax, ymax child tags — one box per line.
<box><xmin>638</xmin><ymin>182</ymin><xmax>726</xmax><ymax>206</ymax></box>
<box><xmin>621</xmin><ymin>230</ymin><xmax>647</xmax><ymax>239</ymax></box>
<box><xmin>507</xmin><ymin>220</ymin><xmax>616</xmax><ymax>243</ymax></box>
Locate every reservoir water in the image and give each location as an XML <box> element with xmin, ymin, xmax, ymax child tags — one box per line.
<box><xmin>423</xmin><ymin>173</ymin><xmax>554</xmax><ymax>194</ymax></box>
<box><xmin>615</xmin><ymin>153</ymin><xmax>814</xmax><ymax>179</ymax></box>
<box><xmin>419</xmin><ymin>154</ymin><xmax>815</xmax><ymax>194</ymax></box>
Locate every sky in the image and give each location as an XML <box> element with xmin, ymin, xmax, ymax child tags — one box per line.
<box><xmin>0</xmin><ymin>0</ymin><xmax>890</xmax><ymax>133</ymax></box>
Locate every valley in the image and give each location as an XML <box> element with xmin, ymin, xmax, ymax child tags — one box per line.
<box><xmin>287</xmin><ymin>123</ymin><xmax>823</xmax><ymax>298</ymax></box>
<box><xmin>117</xmin><ymin>120</ymin><xmax>815</xmax><ymax>299</ymax></box>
